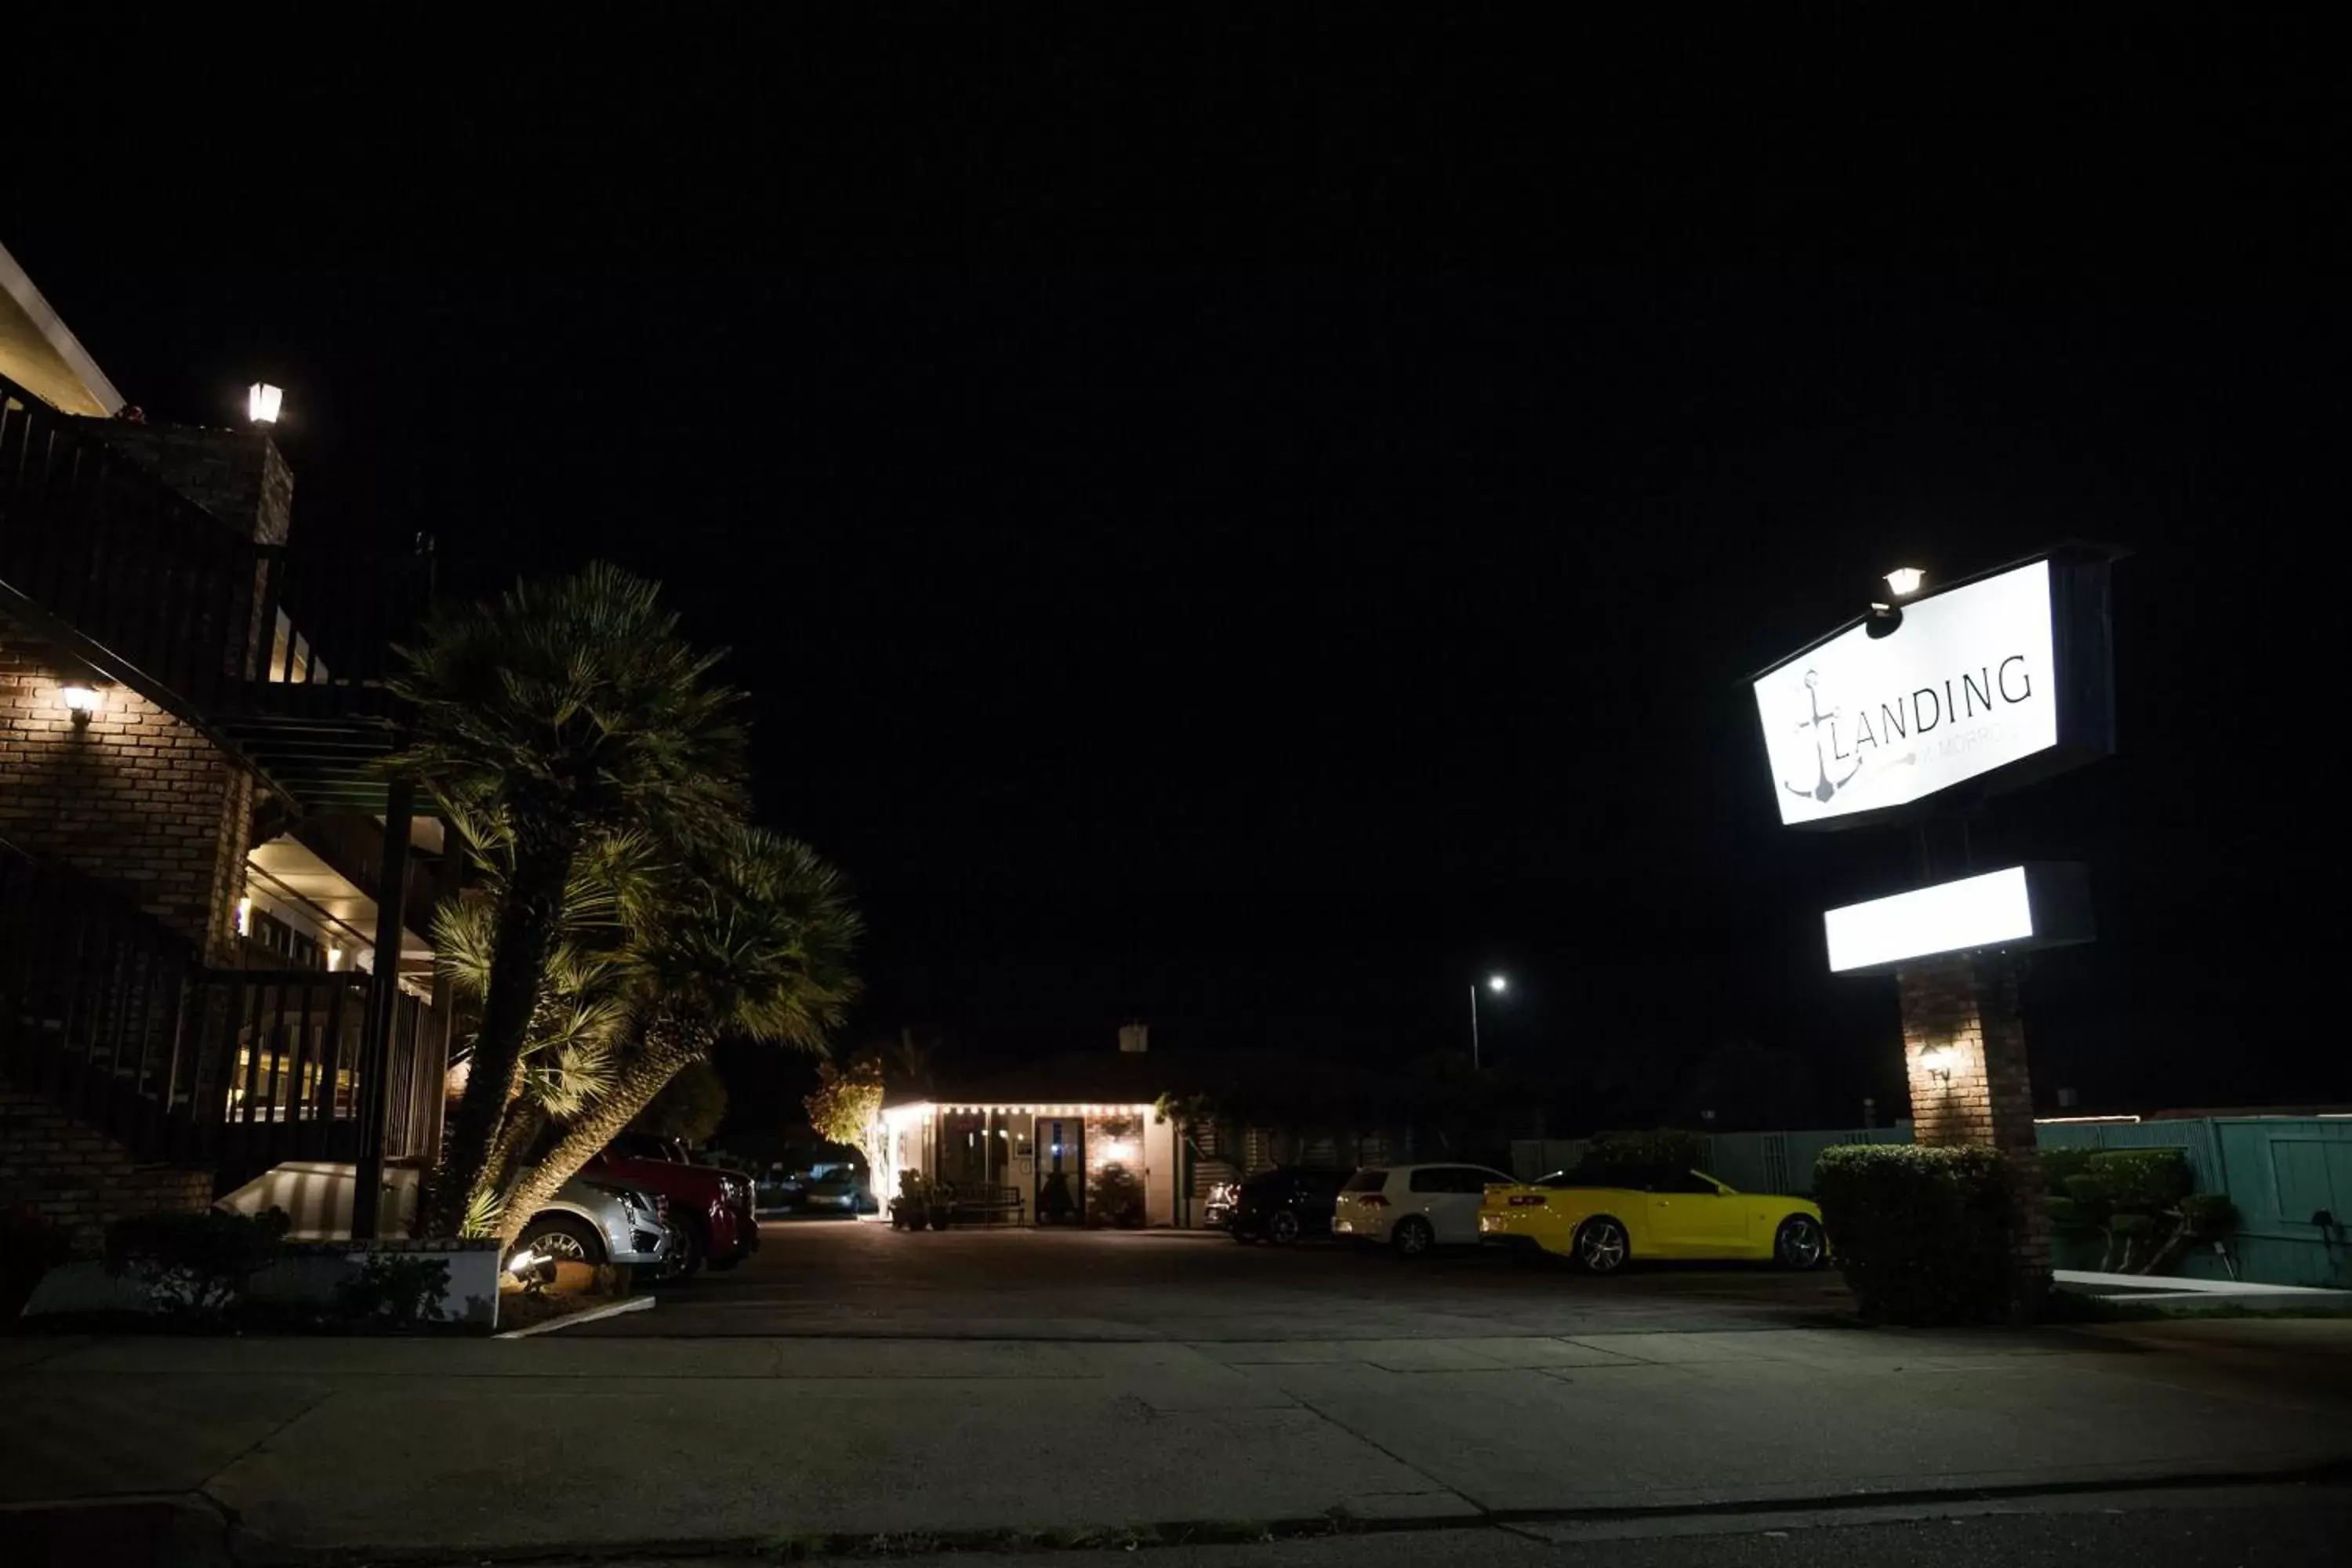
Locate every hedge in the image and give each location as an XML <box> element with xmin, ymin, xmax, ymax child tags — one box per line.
<box><xmin>1814</xmin><ymin>1145</ymin><xmax>2017</xmax><ymax>1324</ymax></box>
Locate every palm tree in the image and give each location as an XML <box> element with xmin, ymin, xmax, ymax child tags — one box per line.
<box><xmin>394</xmin><ymin>564</ymin><xmax>749</xmax><ymax>1235</ymax></box>
<box><xmin>494</xmin><ymin>827</ymin><xmax>860</xmax><ymax>1246</ymax></box>
<box><xmin>434</xmin><ymin>821</ymin><xmax>659</xmax><ymax>1231</ymax></box>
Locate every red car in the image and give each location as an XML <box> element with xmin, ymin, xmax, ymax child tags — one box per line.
<box><xmin>583</xmin><ymin>1134</ymin><xmax>759</xmax><ymax>1279</ymax></box>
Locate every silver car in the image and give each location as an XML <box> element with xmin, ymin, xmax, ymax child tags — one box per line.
<box><xmin>510</xmin><ymin>1174</ymin><xmax>672</xmax><ymax>1269</ymax></box>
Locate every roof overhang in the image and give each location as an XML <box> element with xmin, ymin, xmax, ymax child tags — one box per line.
<box><xmin>0</xmin><ymin>240</ymin><xmax>122</xmax><ymax>417</ymax></box>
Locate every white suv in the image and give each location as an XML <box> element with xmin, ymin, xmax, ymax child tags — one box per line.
<box><xmin>1333</xmin><ymin>1163</ymin><xmax>1516</xmax><ymax>1256</ymax></box>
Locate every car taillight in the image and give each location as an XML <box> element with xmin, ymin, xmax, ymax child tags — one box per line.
<box><xmin>1357</xmin><ymin>1194</ymin><xmax>1390</xmax><ymax>1208</ymax></box>
<box><xmin>1508</xmin><ymin>1194</ymin><xmax>1546</xmax><ymax>1207</ymax></box>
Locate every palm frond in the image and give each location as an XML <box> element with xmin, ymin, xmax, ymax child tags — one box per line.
<box><xmin>389</xmin><ymin>562</ymin><xmax>750</xmax><ymax>839</ymax></box>
<box><xmin>459</xmin><ymin>1183</ymin><xmax>506</xmax><ymax>1240</ymax></box>
<box><xmin>635</xmin><ymin>826</ymin><xmax>863</xmax><ymax>1052</ymax></box>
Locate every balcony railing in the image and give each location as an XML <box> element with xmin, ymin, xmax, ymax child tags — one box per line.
<box><xmin>0</xmin><ymin>368</ymin><xmax>430</xmax><ymax>725</ymax></box>
<box><xmin>2</xmin><ymin>837</ymin><xmax>442</xmax><ymax>1187</ymax></box>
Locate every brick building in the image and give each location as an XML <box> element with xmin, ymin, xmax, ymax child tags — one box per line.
<box><xmin>2</xmin><ymin>240</ymin><xmax>449</xmax><ymax>1247</ymax></box>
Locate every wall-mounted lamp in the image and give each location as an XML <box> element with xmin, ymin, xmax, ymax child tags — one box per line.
<box><xmin>325</xmin><ymin>944</ymin><xmax>343</xmax><ymax>972</ymax></box>
<box><xmin>234</xmin><ymin>896</ymin><xmax>254</xmax><ymax>937</ymax></box>
<box><xmin>248</xmin><ymin>383</ymin><xmax>284</xmax><ymax>425</ymax></box>
<box><xmin>1918</xmin><ymin>1046</ymin><xmax>1957</xmax><ymax>1083</ymax></box>
<box><xmin>1883</xmin><ymin>566</ymin><xmax>1926</xmax><ymax>598</ymax></box>
<box><xmin>59</xmin><ymin>684</ymin><xmax>103</xmax><ymax>724</ymax></box>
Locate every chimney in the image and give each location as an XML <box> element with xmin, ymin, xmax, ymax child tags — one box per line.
<box><xmin>1118</xmin><ymin>1022</ymin><xmax>1149</xmax><ymax>1054</ymax></box>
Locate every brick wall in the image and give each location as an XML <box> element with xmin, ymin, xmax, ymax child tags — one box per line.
<box><xmin>85</xmin><ymin>419</ymin><xmax>293</xmax><ymax>545</ymax></box>
<box><xmin>1897</xmin><ymin>950</ymin><xmax>2053</xmax><ymax>1308</ymax></box>
<box><xmin>0</xmin><ymin>1088</ymin><xmax>214</xmax><ymax>1253</ymax></box>
<box><xmin>0</xmin><ymin>621</ymin><xmax>253</xmax><ymax>959</ymax></box>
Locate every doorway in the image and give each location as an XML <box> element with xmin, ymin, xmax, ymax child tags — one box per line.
<box><xmin>1035</xmin><ymin>1116</ymin><xmax>1085</xmax><ymax>1224</ymax></box>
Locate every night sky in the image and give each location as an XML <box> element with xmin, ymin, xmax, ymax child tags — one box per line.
<box><xmin>13</xmin><ymin>21</ymin><xmax>2346</xmax><ymax>1127</ymax></box>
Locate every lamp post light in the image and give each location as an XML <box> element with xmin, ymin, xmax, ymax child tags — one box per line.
<box><xmin>1469</xmin><ymin>973</ymin><xmax>1508</xmax><ymax>1069</ymax></box>
<box><xmin>247</xmin><ymin>383</ymin><xmax>284</xmax><ymax>425</ymax></box>
<box><xmin>1882</xmin><ymin>566</ymin><xmax>1926</xmax><ymax>598</ymax></box>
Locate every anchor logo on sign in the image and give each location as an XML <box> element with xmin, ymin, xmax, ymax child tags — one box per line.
<box><xmin>1784</xmin><ymin>670</ymin><xmax>1864</xmax><ymax>804</ymax></box>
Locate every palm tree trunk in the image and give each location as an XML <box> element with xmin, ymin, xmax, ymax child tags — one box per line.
<box><xmin>495</xmin><ymin>1020</ymin><xmax>708</xmax><ymax>1247</ymax></box>
<box><xmin>471</xmin><ymin>1098</ymin><xmax>548</xmax><ymax>1227</ymax></box>
<box><xmin>423</xmin><ymin>822</ymin><xmax>579</xmax><ymax>1235</ymax></box>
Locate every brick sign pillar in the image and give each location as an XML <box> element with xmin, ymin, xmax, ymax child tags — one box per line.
<box><xmin>1896</xmin><ymin>950</ymin><xmax>2053</xmax><ymax>1318</ymax></box>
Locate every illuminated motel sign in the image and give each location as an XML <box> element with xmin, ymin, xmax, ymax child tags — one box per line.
<box><xmin>1823</xmin><ymin>864</ymin><xmax>2095</xmax><ymax>975</ymax></box>
<box><xmin>1754</xmin><ymin>550</ymin><xmax>2120</xmax><ymax>971</ymax></box>
<box><xmin>1751</xmin><ymin>555</ymin><xmax>2116</xmax><ymax>831</ymax></box>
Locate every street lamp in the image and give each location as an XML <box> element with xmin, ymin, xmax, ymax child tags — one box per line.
<box><xmin>247</xmin><ymin>383</ymin><xmax>284</xmax><ymax>425</ymax></box>
<box><xmin>1883</xmin><ymin>566</ymin><xmax>1926</xmax><ymax>598</ymax></box>
<box><xmin>1469</xmin><ymin>974</ymin><xmax>1508</xmax><ymax>1069</ymax></box>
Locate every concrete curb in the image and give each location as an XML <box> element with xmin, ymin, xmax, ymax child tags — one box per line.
<box><xmin>5</xmin><ymin>1494</ymin><xmax>233</xmax><ymax>1568</ymax></box>
<box><xmin>492</xmin><ymin>1292</ymin><xmax>655</xmax><ymax>1338</ymax></box>
<box><xmin>210</xmin><ymin>1458</ymin><xmax>2352</xmax><ymax>1565</ymax></box>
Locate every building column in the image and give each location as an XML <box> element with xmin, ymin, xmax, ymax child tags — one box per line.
<box><xmin>1896</xmin><ymin>949</ymin><xmax>2053</xmax><ymax>1317</ymax></box>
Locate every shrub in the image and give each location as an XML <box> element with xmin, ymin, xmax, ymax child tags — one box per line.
<box><xmin>1087</xmin><ymin>1164</ymin><xmax>1145</xmax><ymax>1229</ymax></box>
<box><xmin>2038</xmin><ymin>1147</ymin><xmax>2098</xmax><ymax>1194</ymax></box>
<box><xmin>1814</xmin><ymin>1145</ymin><xmax>2016</xmax><ymax>1324</ymax></box>
<box><xmin>2089</xmin><ymin>1149</ymin><xmax>2193</xmax><ymax>1210</ymax></box>
<box><xmin>2048</xmin><ymin>1148</ymin><xmax>2209</xmax><ymax>1272</ymax></box>
<box><xmin>105</xmin><ymin>1207</ymin><xmax>292</xmax><ymax>1318</ymax></box>
<box><xmin>335</xmin><ymin>1254</ymin><xmax>452</xmax><ymax>1327</ymax></box>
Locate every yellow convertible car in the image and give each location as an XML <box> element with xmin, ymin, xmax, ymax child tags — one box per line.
<box><xmin>1478</xmin><ymin>1163</ymin><xmax>1829</xmax><ymax>1272</ymax></box>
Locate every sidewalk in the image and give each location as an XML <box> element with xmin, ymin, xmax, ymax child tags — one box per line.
<box><xmin>5</xmin><ymin>1318</ymin><xmax>2350</xmax><ymax>1562</ymax></box>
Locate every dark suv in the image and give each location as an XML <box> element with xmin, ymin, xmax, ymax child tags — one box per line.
<box><xmin>1227</xmin><ymin>1167</ymin><xmax>1349</xmax><ymax>1244</ymax></box>
<box><xmin>583</xmin><ymin>1134</ymin><xmax>758</xmax><ymax>1279</ymax></box>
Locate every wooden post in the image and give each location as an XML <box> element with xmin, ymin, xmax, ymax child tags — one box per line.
<box><xmin>351</xmin><ymin>777</ymin><xmax>414</xmax><ymax>1239</ymax></box>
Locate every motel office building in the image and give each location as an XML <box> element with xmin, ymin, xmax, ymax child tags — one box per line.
<box><xmin>2</xmin><ymin>242</ymin><xmax>448</xmax><ymax>1247</ymax></box>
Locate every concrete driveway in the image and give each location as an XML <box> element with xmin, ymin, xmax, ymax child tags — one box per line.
<box><xmin>579</xmin><ymin>1217</ymin><xmax>1853</xmax><ymax>1338</ymax></box>
<box><xmin>13</xmin><ymin>1217</ymin><xmax>2352</xmax><ymax>1560</ymax></box>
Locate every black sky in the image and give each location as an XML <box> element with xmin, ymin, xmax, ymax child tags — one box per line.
<box><xmin>13</xmin><ymin>18</ymin><xmax>2347</xmax><ymax>1123</ymax></box>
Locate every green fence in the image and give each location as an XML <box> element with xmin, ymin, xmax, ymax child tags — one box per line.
<box><xmin>1698</xmin><ymin>1117</ymin><xmax>2352</xmax><ymax>1289</ymax></box>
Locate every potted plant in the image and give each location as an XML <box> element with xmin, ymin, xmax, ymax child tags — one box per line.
<box><xmin>890</xmin><ymin>1171</ymin><xmax>930</xmax><ymax>1231</ymax></box>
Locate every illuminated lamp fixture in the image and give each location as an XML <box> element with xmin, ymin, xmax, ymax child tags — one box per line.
<box><xmin>325</xmin><ymin>945</ymin><xmax>343</xmax><ymax>972</ymax></box>
<box><xmin>248</xmin><ymin>383</ymin><xmax>284</xmax><ymax>424</ymax></box>
<box><xmin>59</xmin><ymin>684</ymin><xmax>103</xmax><ymax>723</ymax></box>
<box><xmin>1883</xmin><ymin>566</ymin><xmax>1926</xmax><ymax>598</ymax></box>
<box><xmin>235</xmin><ymin>896</ymin><xmax>254</xmax><ymax>936</ymax></box>
<box><xmin>1487</xmin><ymin>974</ymin><xmax>1508</xmax><ymax>993</ymax></box>
<box><xmin>1918</xmin><ymin>1046</ymin><xmax>1957</xmax><ymax>1084</ymax></box>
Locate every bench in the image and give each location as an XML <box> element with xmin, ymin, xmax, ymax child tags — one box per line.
<box><xmin>946</xmin><ymin>1185</ymin><xmax>1026</xmax><ymax>1225</ymax></box>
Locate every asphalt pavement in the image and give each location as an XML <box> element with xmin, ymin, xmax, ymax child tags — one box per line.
<box><xmin>591</xmin><ymin>1215</ymin><xmax>1854</xmax><ymax>1338</ymax></box>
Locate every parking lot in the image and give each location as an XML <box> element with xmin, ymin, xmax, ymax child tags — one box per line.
<box><xmin>575</xmin><ymin>1216</ymin><xmax>1855</xmax><ymax>1338</ymax></box>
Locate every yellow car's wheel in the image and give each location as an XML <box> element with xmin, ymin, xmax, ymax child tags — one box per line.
<box><xmin>1774</xmin><ymin>1214</ymin><xmax>1828</xmax><ymax>1270</ymax></box>
<box><xmin>1573</xmin><ymin>1216</ymin><xmax>1630</xmax><ymax>1275</ymax></box>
